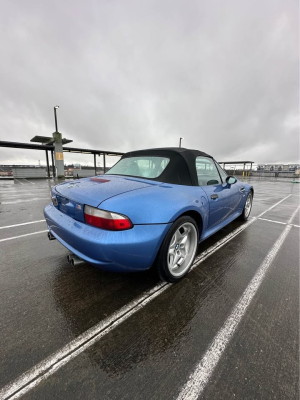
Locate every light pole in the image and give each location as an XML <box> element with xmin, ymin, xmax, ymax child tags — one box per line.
<box><xmin>54</xmin><ymin>105</ymin><xmax>59</xmax><ymax>132</ymax></box>
<box><xmin>179</xmin><ymin>137</ymin><xmax>184</xmax><ymax>148</ymax></box>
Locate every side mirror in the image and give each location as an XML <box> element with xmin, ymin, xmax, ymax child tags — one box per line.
<box><xmin>226</xmin><ymin>176</ymin><xmax>237</xmax><ymax>185</ymax></box>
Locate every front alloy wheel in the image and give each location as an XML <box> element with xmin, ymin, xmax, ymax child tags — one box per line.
<box><xmin>157</xmin><ymin>216</ymin><xmax>199</xmax><ymax>282</ymax></box>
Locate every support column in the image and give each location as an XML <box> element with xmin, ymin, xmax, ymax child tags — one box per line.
<box><xmin>94</xmin><ymin>153</ymin><xmax>97</xmax><ymax>176</ymax></box>
<box><xmin>53</xmin><ymin>131</ymin><xmax>65</xmax><ymax>178</ymax></box>
<box><xmin>103</xmin><ymin>153</ymin><xmax>106</xmax><ymax>174</ymax></box>
<box><xmin>45</xmin><ymin>150</ymin><xmax>50</xmax><ymax>178</ymax></box>
<box><xmin>51</xmin><ymin>150</ymin><xmax>56</xmax><ymax>178</ymax></box>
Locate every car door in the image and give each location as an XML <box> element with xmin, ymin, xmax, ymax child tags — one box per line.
<box><xmin>196</xmin><ymin>156</ymin><xmax>230</xmax><ymax>229</ymax></box>
<box><xmin>214</xmin><ymin>161</ymin><xmax>243</xmax><ymax>213</ymax></box>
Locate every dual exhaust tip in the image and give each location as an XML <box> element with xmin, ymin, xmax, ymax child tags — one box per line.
<box><xmin>47</xmin><ymin>231</ymin><xmax>85</xmax><ymax>267</ymax></box>
<box><xmin>67</xmin><ymin>253</ymin><xmax>85</xmax><ymax>267</ymax></box>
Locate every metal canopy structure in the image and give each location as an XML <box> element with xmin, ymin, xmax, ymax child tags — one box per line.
<box><xmin>0</xmin><ymin>140</ymin><xmax>54</xmax><ymax>151</ymax></box>
<box><xmin>0</xmin><ymin>140</ymin><xmax>124</xmax><ymax>178</ymax></box>
<box><xmin>30</xmin><ymin>135</ymin><xmax>73</xmax><ymax>145</ymax></box>
<box><xmin>63</xmin><ymin>146</ymin><xmax>124</xmax><ymax>156</ymax></box>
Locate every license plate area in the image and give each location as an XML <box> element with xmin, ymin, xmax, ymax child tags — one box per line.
<box><xmin>54</xmin><ymin>195</ymin><xmax>85</xmax><ymax>222</ymax></box>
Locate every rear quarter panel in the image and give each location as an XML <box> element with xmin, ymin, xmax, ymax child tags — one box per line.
<box><xmin>99</xmin><ymin>183</ymin><xmax>210</xmax><ymax>230</ymax></box>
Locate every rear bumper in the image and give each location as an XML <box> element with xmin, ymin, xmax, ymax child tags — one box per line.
<box><xmin>44</xmin><ymin>203</ymin><xmax>171</xmax><ymax>272</ymax></box>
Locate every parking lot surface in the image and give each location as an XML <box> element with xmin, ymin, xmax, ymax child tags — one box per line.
<box><xmin>0</xmin><ymin>177</ymin><xmax>299</xmax><ymax>400</ymax></box>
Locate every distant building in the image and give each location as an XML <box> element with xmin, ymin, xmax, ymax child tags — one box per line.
<box><xmin>257</xmin><ymin>164</ymin><xmax>300</xmax><ymax>172</ymax></box>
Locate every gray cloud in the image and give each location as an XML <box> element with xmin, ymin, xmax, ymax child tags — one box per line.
<box><xmin>0</xmin><ymin>0</ymin><xmax>298</xmax><ymax>166</ymax></box>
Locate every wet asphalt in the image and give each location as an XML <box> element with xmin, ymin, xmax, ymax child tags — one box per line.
<box><xmin>0</xmin><ymin>177</ymin><xmax>299</xmax><ymax>400</ymax></box>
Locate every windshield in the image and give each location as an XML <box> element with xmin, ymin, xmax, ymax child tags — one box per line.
<box><xmin>106</xmin><ymin>156</ymin><xmax>170</xmax><ymax>179</ymax></box>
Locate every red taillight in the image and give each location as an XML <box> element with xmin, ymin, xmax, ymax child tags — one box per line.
<box><xmin>84</xmin><ymin>205</ymin><xmax>133</xmax><ymax>231</ymax></box>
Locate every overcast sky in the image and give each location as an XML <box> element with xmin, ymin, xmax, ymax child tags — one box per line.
<box><xmin>0</xmin><ymin>0</ymin><xmax>298</xmax><ymax>166</ymax></box>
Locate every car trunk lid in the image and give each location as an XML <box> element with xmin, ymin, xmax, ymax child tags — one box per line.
<box><xmin>53</xmin><ymin>176</ymin><xmax>154</xmax><ymax>221</ymax></box>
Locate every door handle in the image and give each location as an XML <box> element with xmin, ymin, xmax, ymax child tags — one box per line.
<box><xmin>211</xmin><ymin>194</ymin><xmax>218</xmax><ymax>200</ymax></box>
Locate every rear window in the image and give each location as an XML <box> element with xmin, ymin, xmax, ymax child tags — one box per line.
<box><xmin>106</xmin><ymin>156</ymin><xmax>170</xmax><ymax>179</ymax></box>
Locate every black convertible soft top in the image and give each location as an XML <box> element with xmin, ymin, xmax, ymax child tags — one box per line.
<box><xmin>122</xmin><ymin>147</ymin><xmax>213</xmax><ymax>186</ymax></box>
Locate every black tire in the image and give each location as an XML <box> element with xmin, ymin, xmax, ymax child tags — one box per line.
<box><xmin>239</xmin><ymin>191</ymin><xmax>253</xmax><ymax>221</ymax></box>
<box><xmin>156</xmin><ymin>216</ymin><xmax>199</xmax><ymax>283</ymax></box>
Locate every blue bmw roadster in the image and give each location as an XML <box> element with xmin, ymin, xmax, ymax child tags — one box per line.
<box><xmin>44</xmin><ymin>148</ymin><xmax>253</xmax><ymax>282</ymax></box>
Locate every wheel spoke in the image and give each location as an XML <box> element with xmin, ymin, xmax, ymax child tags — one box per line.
<box><xmin>169</xmin><ymin>248</ymin><xmax>175</xmax><ymax>256</ymax></box>
<box><xmin>170</xmin><ymin>234</ymin><xmax>176</xmax><ymax>249</ymax></box>
<box><xmin>171</xmin><ymin>252</ymin><xmax>181</xmax><ymax>269</ymax></box>
<box><xmin>180</xmin><ymin>246</ymin><xmax>187</xmax><ymax>257</ymax></box>
<box><xmin>180</xmin><ymin>235</ymin><xmax>188</xmax><ymax>246</ymax></box>
<box><xmin>174</xmin><ymin>229</ymin><xmax>182</xmax><ymax>243</ymax></box>
<box><xmin>185</xmin><ymin>240</ymin><xmax>190</xmax><ymax>255</ymax></box>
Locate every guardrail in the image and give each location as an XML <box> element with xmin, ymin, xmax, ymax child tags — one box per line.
<box><xmin>12</xmin><ymin>167</ymin><xmax>48</xmax><ymax>179</ymax></box>
<box><xmin>250</xmin><ymin>171</ymin><xmax>298</xmax><ymax>178</ymax></box>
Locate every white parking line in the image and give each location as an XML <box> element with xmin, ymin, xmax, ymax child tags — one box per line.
<box><xmin>0</xmin><ymin>283</ymin><xmax>169</xmax><ymax>400</ymax></box>
<box><xmin>194</xmin><ymin>193</ymin><xmax>293</xmax><ymax>261</ymax></box>
<box><xmin>14</xmin><ymin>179</ymin><xmax>24</xmax><ymax>185</ymax></box>
<box><xmin>0</xmin><ymin>193</ymin><xmax>48</xmax><ymax>199</ymax></box>
<box><xmin>0</xmin><ymin>220</ymin><xmax>45</xmax><ymax>230</ymax></box>
<box><xmin>23</xmin><ymin>179</ymin><xmax>35</xmax><ymax>185</ymax></box>
<box><xmin>0</xmin><ymin>189</ymin><xmax>50</xmax><ymax>194</ymax></box>
<box><xmin>0</xmin><ymin>198</ymin><xmax>49</xmax><ymax>205</ymax></box>
<box><xmin>0</xmin><ymin>230</ymin><xmax>48</xmax><ymax>243</ymax></box>
<box><xmin>192</xmin><ymin>218</ymin><xmax>254</xmax><ymax>267</ymax></box>
<box><xmin>0</xmin><ymin>194</ymin><xmax>292</xmax><ymax>400</ymax></box>
<box><xmin>177</xmin><ymin>225</ymin><xmax>292</xmax><ymax>400</ymax></box>
<box><xmin>287</xmin><ymin>205</ymin><xmax>300</xmax><ymax>224</ymax></box>
<box><xmin>176</xmin><ymin>205</ymin><xmax>300</xmax><ymax>400</ymax></box>
<box><xmin>258</xmin><ymin>217</ymin><xmax>287</xmax><ymax>225</ymax></box>
<box><xmin>256</xmin><ymin>194</ymin><xmax>292</xmax><ymax>218</ymax></box>
<box><xmin>257</xmin><ymin>218</ymin><xmax>300</xmax><ymax>228</ymax></box>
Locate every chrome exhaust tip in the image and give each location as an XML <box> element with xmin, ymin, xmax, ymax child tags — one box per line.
<box><xmin>71</xmin><ymin>256</ymin><xmax>85</xmax><ymax>266</ymax></box>
<box><xmin>67</xmin><ymin>253</ymin><xmax>85</xmax><ymax>266</ymax></box>
<box><xmin>48</xmin><ymin>231</ymin><xmax>56</xmax><ymax>241</ymax></box>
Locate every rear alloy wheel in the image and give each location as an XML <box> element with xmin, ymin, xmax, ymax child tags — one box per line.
<box><xmin>239</xmin><ymin>191</ymin><xmax>253</xmax><ymax>221</ymax></box>
<box><xmin>157</xmin><ymin>216</ymin><xmax>199</xmax><ymax>283</ymax></box>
